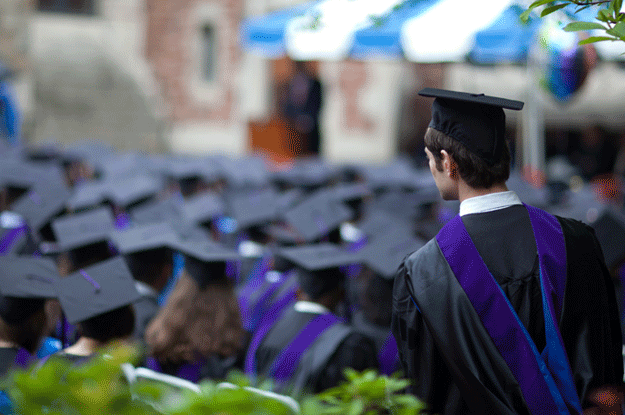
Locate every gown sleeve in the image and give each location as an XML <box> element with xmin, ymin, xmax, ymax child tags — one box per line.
<box><xmin>557</xmin><ymin>218</ymin><xmax>624</xmax><ymax>408</ymax></box>
<box><xmin>391</xmin><ymin>262</ymin><xmax>458</xmax><ymax>414</ymax></box>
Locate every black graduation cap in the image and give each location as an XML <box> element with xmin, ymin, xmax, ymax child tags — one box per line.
<box><xmin>357</xmin><ymin>159</ymin><xmax>423</xmax><ymax>190</ymax></box>
<box><xmin>275</xmin><ymin>243</ymin><xmax>360</xmax><ymax>300</ymax></box>
<box><xmin>130</xmin><ymin>195</ymin><xmax>185</xmax><ymax>226</ymax></box>
<box><xmin>418</xmin><ymin>88</ymin><xmax>524</xmax><ymax>166</ymax></box>
<box><xmin>275</xmin><ymin>188</ymin><xmax>304</xmax><ymax>214</ymax></box>
<box><xmin>0</xmin><ymin>256</ymin><xmax>60</xmax><ymax>324</ymax></box>
<box><xmin>108</xmin><ymin>174</ymin><xmax>162</xmax><ymax>209</ymax></box>
<box><xmin>109</xmin><ymin>221</ymin><xmax>178</xmax><ymax>255</ymax></box>
<box><xmin>67</xmin><ymin>181</ymin><xmax>110</xmax><ymax>211</ymax></box>
<box><xmin>99</xmin><ymin>153</ymin><xmax>145</xmax><ymax>180</ymax></box>
<box><xmin>56</xmin><ymin>256</ymin><xmax>141</xmax><ymax>324</ymax></box>
<box><xmin>359</xmin><ymin>231</ymin><xmax>424</xmax><ymax>279</ymax></box>
<box><xmin>218</xmin><ymin>156</ymin><xmax>272</xmax><ymax>189</ymax></box>
<box><xmin>0</xmin><ymin>159</ymin><xmax>68</xmax><ymax>192</ymax></box>
<box><xmin>357</xmin><ymin>207</ymin><xmax>414</xmax><ymax>239</ymax></box>
<box><xmin>327</xmin><ymin>183</ymin><xmax>372</xmax><ymax>203</ymax></box>
<box><xmin>51</xmin><ymin>206</ymin><xmax>116</xmax><ymax>252</ymax></box>
<box><xmin>182</xmin><ymin>192</ymin><xmax>226</xmax><ymax>225</ymax></box>
<box><xmin>283</xmin><ymin>191</ymin><xmax>353</xmax><ymax>242</ymax></box>
<box><xmin>274</xmin><ymin>158</ymin><xmax>339</xmax><ymax>188</ymax></box>
<box><xmin>10</xmin><ymin>184</ymin><xmax>71</xmax><ymax>232</ymax></box>
<box><xmin>226</xmin><ymin>187</ymin><xmax>279</xmax><ymax>230</ymax></box>
<box><xmin>173</xmin><ymin>238</ymin><xmax>241</xmax><ymax>288</ymax></box>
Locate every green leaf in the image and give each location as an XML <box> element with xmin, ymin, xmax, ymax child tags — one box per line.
<box><xmin>564</xmin><ymin>21</ymin><xmax>607</xmax><ymax>31</ymax></box>
<box><xmin>528</xmin><ymin>0</ymin><xmax>557</xmax><ymax>9</ymax></box>
<box><xmin>541</xmin><ymin>3</ymin><xmax>568</xmax><ymax>17</ymax></box>
<box><xmin>578</xmin><ymin>35</ymin><xmax>616</xmax><ymax>44</ymax></box>
<box><xmin>520</xmin><ymin>9</ymin><xmax>533</xmax><ymax>23</ymax></box>
<box><xmin>609</xmin><ymin>21</ymin><xmax>625</xmax><ymax>37</ymax></box>
<box><xmin>598</xmin><ymin>9</ymin><xmax>613</xmax><ymax>21</ymax></box>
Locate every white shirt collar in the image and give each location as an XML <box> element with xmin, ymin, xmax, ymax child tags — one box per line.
<box><xmin>459</xmin><ymin>191</ymin><xmax>522</xmax><ymax>216</ymax></box>
<box><xmin>294</xmin><ymin>301</ymin><xmax>330</xmax><ymax>315</ymax></box>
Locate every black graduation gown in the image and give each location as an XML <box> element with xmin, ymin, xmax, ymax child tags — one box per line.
<box><xmin>254</xmin><ymin>304</ymin><xmax>378</xmax><ymax>394</ymax></box>
<box><xmin>392</xmin><ymin>205</ymin><xmax>623</xmax><ymax>414</ymax></box>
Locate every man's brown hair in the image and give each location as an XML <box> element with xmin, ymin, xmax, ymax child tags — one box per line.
<box><xmin>424</xmin><ymin>127</ymin><xmax>511</xmax><ymax>189</ymax></box>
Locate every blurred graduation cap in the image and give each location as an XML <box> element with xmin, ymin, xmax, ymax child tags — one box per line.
<box><xmin>63</xmin><ymin>140</ymin><xmax>116</xmax><ymax>173</ymax></box>
<box><xmin>41</xmin><ymin>207</ymin><xmax>115</xmax><ymax>264</ymax></box>
<box><xmin>0</xmin><ymin>256</ymin><xmax>60</xmax><ymax>324</ymax></box>
<box><xmin>274</xmin><ymin>158</ymin><xmax>340</xmax><ymax>189</ymax></box>
<box><xmin>359</xmin><ymin>231</ymin><xmax>424</xmax><ymax>280</ymax></box>
<box><xmin>370</xmin><ymin>190</ymin><xmax>426</xmax><ymax>223</ymax></box>
<box><xmin>56</xmin><ymin>256</ymin><xmax>141</xmax><ymax>324</ymax></box>
<box><xmin>418</xmin><ymin>88</ymin><xmax>523</xmax><ymax>166</ymax></box>
<box><xmin>109</xmin><ymin>222</ymin><xmax>179</xmax><ymax>282</ymax></box>
<box><xmin>357</xmin><ymin>159</ymin><xmax>423</xmax><ymax>191</ymax></box>
<box><xmin>98</xmin><ymin>152</ymin><xmax>146</xmax><ymax>180</ymax></box>
<box><xmin>162</xmin><ymin>156</ymin><xmax>223</xmax><ymax>196</ymax></box>
<box><xmin>275</xmin><ymin>188</ymin><xmax>304</xmax><ymax>214</ymax></box>
<box><xmin>275</xmin><ymin>243</ymin><xmax>360</xmax><ymax>300</ymax></box>
<box><xmin>226</xmin><ymin>187</ymin><xmax>280</xmax><ymax>230</ymax></box>
<box><xmin>10</xmin><ymin>184</ymin><xmax>71</xmax><ymax>237</ymax></box>
<box><xmin>109</xmin><ymin>221</ymin><xmax>179</xmax><ymax>255</ymax></box>
<box><xmin>357</xmin><ymin>207</ymin><xmax>415</xmax><ymax>240</ymax></box>
<box><xmin>218</xmin><ymin>156</ymin><xmax>272</xmax><ymax>189</ymax></box>
<box><xmin>108</xmin><ymin>174</ymin><xmax>162</xmax><ymax>209</ymax></box>
<box><xmin>0</xmin><ymin>159</ymin><xmax>68</xmax><ymax>193</ymax></box>
<box><xmin>67</xmin><ymin>181</ymin><xmax>110</xmax><ymax>212</ymax></box>
<box><xmin>182</xmin><ymin>192</ymin><xmax>226</xmax><ymax>225</ymax></box>
<box><xmin>283</xmin><ymin>191</ymin><xmax>353</xmax><ymax>242</ymax></box>
<box><xmin>173</xmin><ymin>238</ymin><xmax>241</xmax><ymax>288</ymax></box>
<box><xmin>130</xmin><ymin>195</ymin><xmax>185</xmax><ymax>226</ymax></box>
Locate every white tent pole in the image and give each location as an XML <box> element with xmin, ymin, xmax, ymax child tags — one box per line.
<box><xmin>523</xmin><ymin>37</ymin><xmax>545</xmax><ymax>181</ymax></box>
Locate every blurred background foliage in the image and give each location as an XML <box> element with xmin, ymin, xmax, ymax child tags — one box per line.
<box><xmin>0</xmin><ymin>344</ymin><xmax>424</xmax><ymax>415</ymax></box>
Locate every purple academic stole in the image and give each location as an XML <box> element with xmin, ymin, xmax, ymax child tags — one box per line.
<box><xmin>269</xmin><ymin>313</ymin><xmax>341</xmax><ymax>382</ymax></box>
<box><xmin>377</xmin><ymin>332</ymin><xmax>398</xmax><ymax>376</ymax></box>
<box><xmin>0</xmin><ymin>224</ymin><xmax>28</xmax><ymax>254</ymax></box>
<box><xmin>14</xmin><ymin>349</ymin><xmax>33</xmax><ymax>370</ymax></box>
<box><xmin>144</xmin><ymin>357</ymin><xmax>203</xmax><ymax>383</ymax></box>
<box><xmin>435</xmin><ymin>204</ymin><xmax>582</xmax><ymax>415</ymax></box>
<box><xmin>244</xmin><ymin>274</ymin><xmax>299</xmax><ymax>377</ymax></box>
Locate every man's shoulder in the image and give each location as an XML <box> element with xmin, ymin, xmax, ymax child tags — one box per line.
<box><xmin>552</xmin><ymin>214</ymin><xmax>598</xmax><ymax>245</ymax></box>
<box><xmin>397</xmin><ymin>237</ymin><xmax>452</xmax><ymax>295</ymax></box>
<box><xmin>402</xmin><ymin>237</ymin><xmax>442</xmax><ymax>271</ymax></box>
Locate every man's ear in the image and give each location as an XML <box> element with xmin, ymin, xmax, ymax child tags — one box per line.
<box><xmin>440</xmin><ymin>150</ymin><xmax>457</xmax><ymax>178</ymax></box>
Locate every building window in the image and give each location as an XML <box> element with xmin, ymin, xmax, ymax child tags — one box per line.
<box><xmin>201</xmin><ymin>24</ymin><xmax>216</xmax><ymax>82</ymax></box>
<box><xmin>38</xmin><ymin>0</ymin><xmax>96</xmax><ymax>16</ymax></box>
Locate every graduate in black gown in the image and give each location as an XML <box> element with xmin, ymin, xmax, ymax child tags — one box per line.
<box><xmin>353</xmin><ymin>230</ymin><xmax>424</xmax><ymax>376</ymax></box>
<box><xmin>144</xmin><ymin>238</ymin><xmax>245</xmax><ymax>382</ymax></box>
<box><xmin>392</xmin><ymin>89</ymin><xmax>623</xmax><ymax>414</ymax></box>
<box><xmin>54</xmin><ymin>257</ymin><xmax>140</xmax><ymax>363</ymax></box>
<box><xmin>0</xmin><ymin>256</ymin><xmax>59</xmax><ymax>374</ymax></box>
<box><xmin>246</xmin><ymin>243</ymin><xmax>378</xmax><ymax>395</ymax></box>
<box><xmin>109</xmin><ymin>222</ymin><xmax>176</xmax><ymax>340</ymax></box>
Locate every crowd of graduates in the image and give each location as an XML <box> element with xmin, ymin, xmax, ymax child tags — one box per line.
<box><xmin>0</xmin><ymin>137</ymin><xmax>624</xmax><ymax>412</ymax></box>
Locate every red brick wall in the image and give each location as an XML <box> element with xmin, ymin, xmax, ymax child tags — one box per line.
<box><xmin>145</xmin><ymin>0</ymin><xmax>243</xmax><ymax>123</ymax></box>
